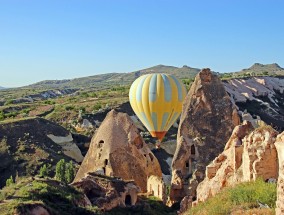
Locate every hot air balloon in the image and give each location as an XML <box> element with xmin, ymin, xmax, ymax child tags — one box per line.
<box><xmin>129</xmin><ymin>73</ymin><xmax>187</xmax><ymax>141</ymax></box>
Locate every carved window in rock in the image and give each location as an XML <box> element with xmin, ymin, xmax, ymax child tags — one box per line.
<box><xmin>125</xmin><ymin>194</ymin><xmax>132</xmax><ymax>206</ymax></box>
<box><xmin>102</xmin><ymin>167</ymin><xmax>106</xmax><ymax>175</ymax></box>
<box><xmin>186</xmin><ymin>162</ymin><xmax>189</xmax><ymax>168</ymax></box>
<box><xmin>191</xmin><ymin>144</ymin><xmax>195</xmax><ymax>155</ymax></box>
<box><xmin>97</xmin><ymin>140</ymin><xmax>104</xmax><ymax>148</ymax></box>
<box><xmin>149</xmin><ymin>153</ymin><xmax>154</xmax><ymax>162</ymax></box>
<box><xmin>186</xmin><ymin>160</ymin><xmax>192</xmax><ymax>174</ymax></box>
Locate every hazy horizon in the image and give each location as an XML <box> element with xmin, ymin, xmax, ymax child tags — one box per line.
<box><xmin>1</xmin><ymin>0</ymin><xmax>284</xmax><ymax>87</ymax></box>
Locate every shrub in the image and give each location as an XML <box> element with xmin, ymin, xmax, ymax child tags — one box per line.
<box><xmin>89</xmin><ymin>92</ymin><xmax>97</xmax><ymax>98</ymax></box>
<box><xmin>5</xmin><ymin>111</ymin><xmax>18</xmax><ymax>118</ymax></box>
<box><xmin>55</xmin><ymin>159</ymin><xmax>76</xmax><ymax>184</ymax></box>
<box><xmin>93</xmin><ymin>103</ymin><xmax>102</xmax><ymax>111</ymax></box>
<box><xmin>80</xmin><ymin>92</ymin><xmax>89</xmax><ymax>98</ymax></box>
<box><xmin>21</xmin><ymin>108</ymin><xmax>31</xmax><ymax>114</ymax></box>
<box><xmin>65</xmin><ymin>161</ymin><xmax>75</xmax><ymax>184</ymax></box>
<box><xmin>0</xmin><ymin>111</ymin><xmax>5</xmax><ymax>121</ymax></box>
<box><xmin>64</xmin><ymin>105</ymin><xmax>75</xmax><ymax>111</ymax></box>
<box><xmin>44</xmin><ymin>100</ymin><xmax>55</xmax><ymax>105</ymax></box>
<box><xmin>39</xmin><ymin>164</ymin><xmax>50</xmax><ymax>178</ymax></box>
<box><xmin>79</xmin><ymin>107</ymin><xmax>86</xmax><ymax>114</ymax></box>
<box><xmin>6</xmin><ymin>176</ymin><xmax>14</xmax><ymax>187</ymax></box>
<box><xmin>55</xmin><ymin>159</ymin><xmax>66</xmax><ymax>182</ymax></box>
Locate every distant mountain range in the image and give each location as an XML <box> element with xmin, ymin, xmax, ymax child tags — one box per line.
<box><xmin>0</xmin><ymin>86</ymin><xmax>5</xmax><ymax>90</ymax></box>
<box><xmin>233</xmin><ymin>63</ymin><xmax>284</xmax><ymax>76</ymax></box>
<box><xmin>17</xmin><ymin>63</ymin><xmax>284</xmax><ymax>90</ymax></box>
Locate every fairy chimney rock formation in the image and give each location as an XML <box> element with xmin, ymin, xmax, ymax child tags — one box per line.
<box><xmin>275</xmin><ymin>132</ymin><xmax>284</xmax><ymax>215</ymax></box>
<box><xmin>196</xmin><ymin>124</ymin><xmax>278</xmax><ymax>203</ymax></box>
<box><xmin>74</xmin><ymin>110</ymin><xmax>162</xmax><ymax>192</ymax></box>
<box><xmin>170</xmin><ymin>68</ymin><xmax>240</xmax><ymax>203</ymax></box>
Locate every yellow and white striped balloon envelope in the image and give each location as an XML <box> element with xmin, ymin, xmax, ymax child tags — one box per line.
<box><xmin>129</xmin><ymin>73</ymin><xmax>187</xmax><ymax>141</ymax></box>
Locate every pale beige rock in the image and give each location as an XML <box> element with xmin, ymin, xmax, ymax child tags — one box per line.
<box><xmin>47</xmin><ymin>134</ymin><xmax>84</xmax><ymax>162</ymax></box>
<box><xmin>196</xmin><ymin>124</ymin><xmax>278</xmax><ymax>203</ymax></box>
<box><xmin>242</xmin><ymin>126</ymin><xmax>278</xmax><ymax>181</ymax></box>
<box><xmin>170</xmin><ymin>68</ymin><xmax>239</xmax><ymax>203</ymax></box>
<box><xmin>224</xmin><ymin>77</ymin><xmax>284</xmax><ymax>103</ymax></box>
<box><xmin>74</xmin><ymin>110</ymin><xmax>162</xmax><ymax>192</ymax></box>
<box><xmin>241</xmin><ymin>112</ymin><xmax>265</xmax><ymax>128</ymax></box>
<box><xmin>275</xmin><ymin>132</ymin><xmax>284</xmax><ymax>215</ymax></box>
<box><xmin>147</xmin><ymin>175</ymin><xmax>167</xmax><ymax>203</ymax></box>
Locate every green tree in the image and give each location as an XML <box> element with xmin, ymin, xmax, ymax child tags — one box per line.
<box><xmin>6</xmin><ymin>175</ymin><xmax>14</xmax><ymax>186</ymax></box>
<box><xmin>65</xmin><ymin>161</ymin><xmax>75</xmax><ymax>184</ymax></box>
<box><xmin>39</xmin><ymin>164</ymin><xmax>50</xmax><ymax>178</ymax></box>
<box><xmin>0</xmin><ymin>111</ymin><xmax>5</xmax><ymax>121</ymax></box>
<box><xmin>55</xmin><ymin>159</ymin><xmax>66</xmax><ymax>182</ymax></box>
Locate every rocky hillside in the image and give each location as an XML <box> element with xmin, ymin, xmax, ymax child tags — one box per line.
<box><xmin>0</xmin><ymin>117</ymin><xmax>84</xmax><ymax>188</ymax></box>
<box><xmin>0</xmin><ymin>88</ymin><xmax>78</xmax><ymax>106</ymax></box>
<box><xmin>27</xmin><ymin>65</ymin><xmax>200</xmax><ymax>89</ymax></box>
<box><xmin>224</xmin><ymin>76</ymin><xmax>284</xmax><ymax>130</ymax></box>
<box><xmin>235</xmin><ymin>63</ymin><xmax>284</xmax><ymax>76</ymax></box>
<box><xmin>22</xmin><ymin>63</ymin><xmax>284</xmax><ymax>90</ymax></box>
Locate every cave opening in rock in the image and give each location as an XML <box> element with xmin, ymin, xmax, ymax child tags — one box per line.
<box><xmin>186</xmin><ymin>162</ymin><xmax>189</xmax><ymax>168</ymax></box>
<box><xmin>86</xmin><ymin>189</ymin><xmax>101</xmax><ymax>202</ymax></box>
<box><xmin>98</xmin><ymin>140</ymin><xmax>104</xmax><ymax>148</ymax></box>
<box><xmin>191</xmin><ymin>144</ymin><xmax>195</xmax><ymax>155</ymax></box>
<box><xmin>125</xmin><ymin>194</ymin><xmax>132</xmax><ymax>206</ymax></box>
<box><xmin>149</xmin><ymin>153</ymin><xmax>154</xmax><ymax>162</ymax></box>
<box><xmin>104</xmin><ymin>159</ymin><xmax>108</xmax><ymax>166</ymax></box>
<box><xmin>102</xmin><ymin>167</ymin><xmax>106</xmax><ymax>174</ymax></box>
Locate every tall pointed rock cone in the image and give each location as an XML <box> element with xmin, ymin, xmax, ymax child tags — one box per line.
<box><xmin>74</xmin><ymin>110</ymin><xmax>162</xmax><ymax>192</ymax></box>
<box><xmin>170</xmin><ymin>68</ymin><xmax>239</xmax><ymax>204</ymax></box>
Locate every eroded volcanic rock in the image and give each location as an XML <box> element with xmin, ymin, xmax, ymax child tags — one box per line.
<box><xmin>224</xmin><ymin>77</ymin><xmax>284</xmax><ymax>130</ymax></box>
<box><xmin>73</xmin><ymin>173</ymin><xmax>139</xmax><ymax>211</ymax></box>
<box><xmin>170</xmin><ymin>68</ymin><xmax>239</xmax><ymax>203</ymax></box>
<box><xmin>196</xmin><ymin>123</ymin><xmax>278</xmax><ymax>203</ymax></box>
<box><xmin>275</xmin><ymin>132</ymin><xmax>284</xmax><ymax>215</ymax></box>
<box><xmin>74</xmin><ymin>110</ymin><xmax>162</xmax><ymax>192</ymax></box>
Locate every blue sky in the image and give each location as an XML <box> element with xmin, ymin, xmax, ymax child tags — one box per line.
<box><xmin>0</xmin><ymin>0</ymin><xmax>284</xmax><ymax>87</ymax></box>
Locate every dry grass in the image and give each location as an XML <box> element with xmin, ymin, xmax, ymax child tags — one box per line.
<box><xmin>188</xmin><ymin>179</ymin><xmax>276</xmax><ymax>215</ymax></box>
